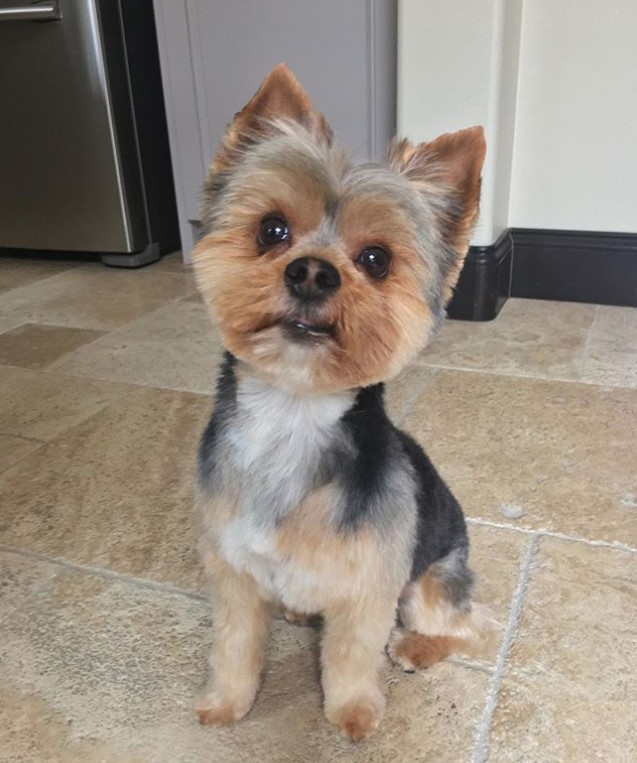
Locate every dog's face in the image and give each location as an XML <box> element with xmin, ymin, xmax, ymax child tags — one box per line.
<box><xmin>193</xmin><ymin>64</ymin><xmax>486</xmax><ymax>393</ymax></box>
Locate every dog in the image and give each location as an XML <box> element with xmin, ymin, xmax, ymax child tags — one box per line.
<box><xmin>191</xmin><ymin>63</ymin><xmax>487</xmax><ymax>742</ymax></box>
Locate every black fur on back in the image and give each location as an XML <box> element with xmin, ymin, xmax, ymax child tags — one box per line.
<box><xmin>336</xmin><ymin>383</ymin><xmax>469</xmax><ymax>580</ymax></box>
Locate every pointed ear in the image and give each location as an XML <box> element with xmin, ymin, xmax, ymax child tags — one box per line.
<box><xmin>212</xmin><ymin>63</ymin><xmax>333</xmax><ymax>172</ymax></box>
<box><xmin>389</xmin><ymin>126</ymin><xmax>486</xmax><ymax>260</ymax></box>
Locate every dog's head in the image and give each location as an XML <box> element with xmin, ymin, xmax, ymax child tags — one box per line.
<box><xmin>193</xmin><ymin>64</ymin><xmax>486</xmax><ymax>393</ymax></box>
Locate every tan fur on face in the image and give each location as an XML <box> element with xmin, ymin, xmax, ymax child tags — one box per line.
<box><xmin>194</xmin><ymin>66</ymin><xmax>485</xmax><ymax>392</ymax></box>
<box><xmin>193</xmin><ymin>183</ymin><xmax>434</xmax><ymax>393</ymax></box>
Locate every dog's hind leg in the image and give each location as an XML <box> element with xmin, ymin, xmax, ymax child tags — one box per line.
<box><xmin>388</xmin><ymin>547</ymin><xmax>491</xmax><ymax>671</ymax></box>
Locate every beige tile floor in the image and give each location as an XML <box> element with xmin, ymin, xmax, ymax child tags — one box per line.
<box><xmin>0</xmin><ymin>252</ymin><xmax>635</xmax><ymax>762</ymax></box>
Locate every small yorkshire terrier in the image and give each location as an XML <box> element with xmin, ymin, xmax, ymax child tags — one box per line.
<box><xmin>192</xmin><ymin>64</ymin><xmax>487</xmax><ymax>741</ymax></box>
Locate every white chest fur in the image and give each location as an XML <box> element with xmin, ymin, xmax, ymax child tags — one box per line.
<box><xmin>225</xmin><ymin>374</ymin><xmax>352</xmax><ymax>520</ymax></box>
<box><xmin>218</xmin><ymin>374</ymin><xmax>354</xmax><ymax>598</ymax></box>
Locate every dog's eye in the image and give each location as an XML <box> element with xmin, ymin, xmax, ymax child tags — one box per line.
<box><xmin>357</xmin><ymin>246</ymin><xmax>390</xmax><ymax>279</ymax></box>
<box><xmin>257</xmin><ymin>216</ymin><xmax>289</xmax><ymax>248</ymax></box>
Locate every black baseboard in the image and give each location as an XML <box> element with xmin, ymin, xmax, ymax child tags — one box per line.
<box><xmin>448</xmin><ymin>227</ymin><xmax>637</xmax><ymax>321</ymax></box>
<box><xmin>447</xmin><ymin>230</ymin><xmax>512</xmax><ymax>321</ymax></box>
<box><xmin>510</xmin><ymin>229</ymin><xmax>637</xmax><ymax>307</ymax></box>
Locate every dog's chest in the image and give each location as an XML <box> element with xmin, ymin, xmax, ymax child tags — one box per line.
<box><xmin>218</xmin><ymin>377</ymin><xmax>354</xmax><ymax>599</ymax></box>
<box><xmin>224</xmin><ymin>376</ymin><xmax>352</xmax><ymax>519</ymax></box>
<box><xmin>218</xmin><ymin>484</ymin><xmax>371</xmax><ymax>608</ymax></box>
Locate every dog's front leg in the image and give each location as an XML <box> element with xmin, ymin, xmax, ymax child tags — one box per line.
<box><xmin>196</xmin><ymin>547</ymin><xmax>269</xmax><ymax>725</ymax></box>
<box><xmin>321</xmin><ymin>589</ymin><xmax>397</xmax><ymax>741</ymax></box>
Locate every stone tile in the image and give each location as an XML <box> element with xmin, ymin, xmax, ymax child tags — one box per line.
<box><xmin>488</xmin><ymin>538</ymin><xmax>637</xmax><ymax>762</ymax></box>
<box><xmin>52</xmin><ymin>299</ymin><xmax>224</xmax><ymax>394</ymax></box>
<box><xmin>580</xmin><ymin>305</ymin><xmax>637</xmax><ymax>388</ymax></box>
<box><xmin>385</xmin><ymin>365</ymin><xmax>439</xmax><ymax>423</ymax></box>
<box><xmin>0</xmin><ymin>553</ymin><xmax>51</xmax><ymax>617</ymax></box>
<box><xmin>0</xmin><ymin>434</ymin><xmax>43</xmax><ymax>474</ymax></box>
<box><xmin>0</xmin><ymin>386</ymin><xmax>212</xmax><ymax>590</ymax></box>
<box><xmin>0</xmin><ymin>256</ymin><xmax>79</xmax><ymax>294</ymax></box>
<box><xmin>183</xmin><ymin>289</ymin><xmax>204</xmax><ymax>304</ymax></box>
<box><xmin>0</xmin><ymin>265</ymin><xmax>196</xmax><ymax>332</ymax></box>
<box><xmin>418</xmin><ymin>299</ymin><xmax>595</xmax><ymax>381</ymax></box>
<box><xmin>152</xmin><ymin>250</ymin><xmax>191</xmax><ymax>272</ymax></box>
<box><xmin>402</xmin><ymin>371</ymin><xmax>637</xmax><ymax>547</ymax></box>
<box><xmin>0</xmin><ymin>366</ymin><xmax>128</xmax><ymax>442</ymax></box>
<box><xmin>0</xmin><ymin>552</ymin><xmax>490</xmax><ymax>762</ymax></box>
<box><xmin>464</xmin><ymin>525</ymin><xmax>529</xmax><ymax>665</ymax></box>
<box><xmin>0</xmin><ymin>323</ymin><xmax>105</xmax><ymax>370</ymax></box>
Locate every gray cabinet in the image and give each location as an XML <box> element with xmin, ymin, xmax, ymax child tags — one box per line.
<box><xmin>153</xmin><ymin>0</ymin><xmax>396</xmax><ymax>259</ymax></box>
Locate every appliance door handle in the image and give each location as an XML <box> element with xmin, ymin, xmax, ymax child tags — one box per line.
<box><xmin>0</xmin><ymin>1</ymin><xmax>60</xmax><ymax>21</ymax></box>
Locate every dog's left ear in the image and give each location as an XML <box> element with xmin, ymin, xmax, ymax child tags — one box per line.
<box><xmin>389</xmin><ymin>126</ymin><xmax>486</xmax><ymax>296</ymax></box>
<box><xmin>213</xmin><ymin>63</ymin><xmax>333</xmax><ymax>172</ymax></box>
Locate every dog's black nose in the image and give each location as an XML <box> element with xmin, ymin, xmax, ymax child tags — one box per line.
<box><xmin>284</xmin><ymin>257</ymin><xmax>341</xmax><ymax>301</ymax></box>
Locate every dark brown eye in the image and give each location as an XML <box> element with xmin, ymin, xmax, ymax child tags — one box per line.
<box><xmin>257</xmin><ymin>216</ymin><xmax>289</xmax><ymax>248</ymax></box>
<box><xmin>357</xmin><ymin>246</ymin><xmax>390</xmax><ymax>279</ymax></box>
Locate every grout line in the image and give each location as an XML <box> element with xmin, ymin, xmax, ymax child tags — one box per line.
<box><xmin>0</xmin><ymin>545</ymin><xmax>208</xmax><ymax>603</ymax></box>
<box><xmin>577</xmin><ymin>304</ymin><xmax>600</xmax><ymax>379</ymax></box>
<box><xmin>412</xmin><ymin>359</ymin><xmax>637</xmax><ymax>390</ymax></box>
<box><xmin>9</xmin><ymin>360</ymin><xmax>214</xmax><ymax>399</ymax></box>
<box><xmin>0</xmin><ymin>429</ymin><xmax>45</xmax><ymax>444</ymax></box>
<box><xmin>446</xmin><ymin>655</ymin><xmax>495</xmax><ymax>675</ymax></box>
<box><xmin>471</xmin><ymin>533</ymin><xmax>539</xmax><ymax>763</ymax></box>
<box><xmin>0</xmin><ymin>264</ymin><xmax>84</xmax><ymax>302</ymax></box>
<box><xmin>39</xmin><ymin>362</ymin><xmax>215</xmax><ymax>398</ymax></box>
<box><xmin>394</xmin><ymin>367</ymin><xmax>441</xmax><ymax>425</ymax></box>
<box><xmin>466</xmin><ymin>516</ymin><xmax>637</xmax><ymax>555</ymax></box>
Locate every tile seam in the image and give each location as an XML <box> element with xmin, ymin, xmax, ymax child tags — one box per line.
<box><xmin>0</xmin><ymin>430</ymin><xmax>45</xmax><ymax>444</ymax></box>
<box><xmin>0</xmin><ymin>286</ymin><xmax>192</xmax><ymax>338</ymax></box>
<box><xmin>471</xmin><ymin>533</ymin><xmax>539</xmax><ymax>763</ymax></box>
<box><xmin>0</xmin><ymin>266</ymin><xmax>83</xmax><ymax>299</ymax></box>
<box><xmin>0</xmin><ymin>544</ymin><xmax>207</xmax><ymax>603</ymax></box>
<box><xmin>446</xmin><ymin>655</ymin><xmax>495</xmax><ymax>675</ymax></box>
<box><xmin>466</xmin><ymin>517</ymin><xmax>637</xmax><ymax>554</ymax></box>
<box><xmin>394</xmin><ymin>367</ymin><xmax>441</xmax><ymax>426</ymax></box>
<box><xmin>38</xmin><ymin>362</ymin><xmax>215</xmax><ymax>396</ymax></box>
<box><xmin>577</xmin><ymin>303</ymin><xmax>600</xmax><ymax>379</ymax></box>
<box><xmin>4</xmin><ymin>362</ymin><xmax>213</xmax><ymax>399</ymax></box>
<box><xmin>411</xmin><ymin>360</ymin><xmax>637</xmax><ymax>389</ymax></box>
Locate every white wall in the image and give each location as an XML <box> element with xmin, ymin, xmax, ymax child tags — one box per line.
<box><xmin>399</xmin><ymin>0</ymin><xmax>637</xmax><ymax>240</ymax></box>
<box><xmin>398</xmin><ymin>0</ymin><xmax>523</xmax><ymax>246</ymax></box>
<box><xmin>509</xmin><ymin>0</ymin><xmax>637</xmax><ymax>232</ymax></box>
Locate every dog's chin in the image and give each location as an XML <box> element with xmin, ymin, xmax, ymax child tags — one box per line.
<box><xmin>219</xmin><ymin>320</ymin><xmax>415</xmax><ymax>394</ymax></box>
<box><xmin>217</xmin><ymin>322</ymin><xmax>334</xmax><ymax>393</ymax></box>
<box><xmin>281</xmin><ymin>317</ymin><xmax>336</xmax><ymax>345</ymax></box>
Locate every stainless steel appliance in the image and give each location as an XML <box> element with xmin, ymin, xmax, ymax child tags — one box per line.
<box><xmin>0</xmin><ymin>0</ymin><xmax>179</xmax><ymax>266</ymax></box>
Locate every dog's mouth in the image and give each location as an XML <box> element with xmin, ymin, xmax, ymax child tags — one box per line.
<box><xmin>283</xmin><ymin>316</ymin><xmax>336</xmax><ymax>342</ymax></box>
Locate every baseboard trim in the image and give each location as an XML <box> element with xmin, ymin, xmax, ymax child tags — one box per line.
<box><xmin>448</xmin><ymin>227</ymin><xmax>637</xmax><ymax>321</ymax></box>
<box><xmin>510</xmin><ymin>228</ymin><xmax>637</xmax><ymax>307</ymax></box>
<box><xmin>447</xmin><ymin>230</ymin><xmax>513</xmax><ymax>321</ymax></box>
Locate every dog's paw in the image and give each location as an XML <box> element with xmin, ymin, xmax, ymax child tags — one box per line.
<box><xmin>327</xmin><ymin>697</ymin><xmax>384</xmax><ymax>742</ymax></box>
<box><xmin>195</xmin><ymin>691</ymin><xmax>253</xmax><ymax>726</ymax></box>
<box><xmin>387</xmin><ymin>627</ymin><xmax>456</xmax><ymax>671</ymax></box>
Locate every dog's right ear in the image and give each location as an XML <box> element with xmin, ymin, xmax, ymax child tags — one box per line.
<box><xmin>212</xmin><ymin>63</ymin><xmax>333</xmax><ymax>172</ymax></box>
